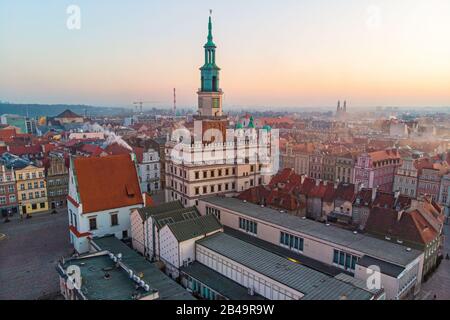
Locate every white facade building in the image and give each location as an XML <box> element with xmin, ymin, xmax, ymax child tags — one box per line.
<box><xmin>158</xmin><ymin>214</ymin><xmax>222</xmax><ymax>278</ymax></box>
<box><xmin>67</xmin><ymin>154</ymin><xmax>144</xmax><ymax>254</ymax></box>
<box><xmin>139</xmin><ymin>148</ymin><xmax>161</xmax><ymax>193</ymax></box>
<box><xmin>197</xmin><ymin>196</ymin><xmax>424</xmax><ymax>300</ymax></box>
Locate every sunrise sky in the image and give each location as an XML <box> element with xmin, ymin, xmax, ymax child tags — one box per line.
<box><xmin>1</xmin><ymin>0</ymin><xmax>450</xmax><ymax>109</ymax></box>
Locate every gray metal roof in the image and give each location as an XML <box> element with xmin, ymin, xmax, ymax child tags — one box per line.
<box><xmin>153</xmin><ymin>207</ymin><xmax>201</xmax><ymax>229</ymax></box>
<box><xmin>357</xmin><ymin>255</ymin><xmax>405</xmax><ymax>278</ymax></box>
<box><xmin>136</xmin><ymin>201</ymin><xmax>183</xmax><ymax>221</ymax></box>
<box><xmin>202</xmin><ymin>197</ymin><xmax>422</xmax><ymax>267</ymax></box>
<box><xmin>197</xmin><ymin>233</ymin><xmax>374</xmax><ymax>300</ymax></box>
<box><xmin>180</xmin><ymin>262</ymin><xmax>266</xmax><ymax>300</ymax></box>
<box><xmin>168</xmin><ymin>214</ymin><xmax>222</xmax><ymax>242</ymax></box>
<box><xmin>92</xmin><ymin>236</ymin><xmax>195</xmax><ymax>300</ymax></box>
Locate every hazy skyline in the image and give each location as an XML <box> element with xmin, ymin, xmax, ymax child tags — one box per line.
<box><xmin>1</xmin><ymin>0</ymin><xmax>450</xmax><ymax>109</ymax></box>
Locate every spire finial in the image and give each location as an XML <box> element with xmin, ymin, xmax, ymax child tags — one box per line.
<box><xmin>207</xmin><ymin>10</ymin><xmax>213</xmax><ymax>43</ymax></box>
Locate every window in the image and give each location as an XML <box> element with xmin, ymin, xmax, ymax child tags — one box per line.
<box><xmin>0</xmin><ymin>197</ymin><xmax>6</xmax><ymax>205</ymax></box>
<box><xmin>9</xmin><ymin>195</ymin><xmax>16</xmax><ymax>203</ymax></box>
<box><xmin>89</xmin><ymin>217</ymin><xmax>97</xmax><ymax>231</ymax></box>
<box><xmin>333</xmin><ymin>249</ymin><xmax>358</xmax><ymax>271</ymax></box>
<box><xmin>203</xmin><ymin>171</ymin><xmax>207</xmax><ymax>179</ymax></box>
<box><xmin>206</xmin><ymin>206</ymin><xmax>221</xmax><ymax>221</ymax></box>
<box><xmin>218</xmin><ymin>169</ymin><xmax>222</xmax><ymax>176</ymax></box>
<box><xmin>239</xmin><ymin>217</ymin><xmax>257</xmax><ymax>235</ymax></box>
<box><xmin>40</xmin><ymin>181</ymin><xmax>44</xmax><ymax>188</ymax></box>
<box><xmin>21</xmin><ymin>193</ymin><xmax>26</xmax><ymax>200</ymax></box>
<box><xmin>40</xmin><ymin>203</ymin><xmax>45</xmax><ymax>209</ymax></box>
<box><xmin>111</xmin><ymin>213</ymin><xmax>119</xmax><ymax>226</ymax></box>
<box><xmin>218</xmin><ymin>184</ymin><xmax>222</xmax><ymax>192</ymax></box>
<box><xmin>8</xmin><ymin>185</ymin><xmax>14</xmax><ymax>193</ymax></box>
<box><xmin>210</xmin><ymin>170</ymin><xmax>215</xmax><ymax>178</ymax></box>
<box><xmin>203</xmin><ymin>186</ymin><xmax>207</xmax><ymax>194</ymax></box>
<box><xmin>210</xmin><ymin>185</ymin><xmax>215</xmax><ymax>193</ymax></box>
<box><xmin>195</xmin><ymin>187</ymin><xmax>200</xmax><ymax>195</ymax></box>
<box><xmin>280</xmin><ymin>231</ymin><xmax>304</xmax><ymax>252</ymax></box>
<box><xmin>20</xmin><ymin>184</ymin><xmax>25</xmax><ymax>191</ymax></box>
<box><xmin>195</xmin><ymin>171</ymin><xmax>200</xmax><ymax>179</ymax></box>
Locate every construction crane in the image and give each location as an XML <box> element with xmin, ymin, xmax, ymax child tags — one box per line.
<box><xmin>173</xmin><ymin>88</ymin><xmax>176</xmax><ymax>116</ymax></box>
<box><xmin>133</xmin><ymin>101</ymin><xmax>159</xmax><ymax>114</ymax></box>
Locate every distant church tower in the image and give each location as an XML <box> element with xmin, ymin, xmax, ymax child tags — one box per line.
<box><xmin>336</xmin><ymin>100</ymin><xmax>348</xmax><ymax>119</ymax></box>
<box><xmin>197</xmin><ymin>13</ymin><xmax>224</xmax><ymax>118</ymax></box>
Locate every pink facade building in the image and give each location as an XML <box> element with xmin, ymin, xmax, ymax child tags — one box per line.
<box><xmin>354</xmin><ymin>150</ymin><xmax>401</xmax><ymax>193</ymax></box>
<box><xmin>0</xmin><ymin>165</ymin><xmax>18</xmax><ymax>217</ymax></box>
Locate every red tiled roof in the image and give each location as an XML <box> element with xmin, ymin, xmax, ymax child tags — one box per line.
<box><xmin>365</xmin><ymin>207</ymin><xmax>438</xmax><ymax>245</ymax></box>
<box><xmin>368</xmin><ymin>149</ymin><xmax>400</xmax><ymax>162</ymax></box>
<box><xmin>105</xmin><ymin>143</ymin><xmax>132</xmax><ymax>156</ymax></box>
<box><xmin>0</xmin><ymin>128</ymin><xmax>17</xmax><ymax>140</ymax></box>
<box><xmin>74</xmin><ymin>154</ymin><xmax>143</xmax><ymax>214</ymax></box>
<box><xmin>79</xmin><ymin>144</ymin><xmax>105</xmax><ymax>157</ymax></box>
<box><xmin>7</xmin><ymin>144</ymin><xmax>42</xmax><ymax>156</ymax></box>
<box><xmin>333</xmin><ymin>183</ymin><xmax>356</xmax><ymax>203</ymax></box>
<box><xmin>354</xmin><ymin>188</ymin><xmax>373</xmax><ymax>206</ymax></box>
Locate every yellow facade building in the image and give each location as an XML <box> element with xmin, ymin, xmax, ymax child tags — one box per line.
<box><xmin>15</xmin><ymin>165</ymin><xmax>48</xmax><ymax>216</ymax></box>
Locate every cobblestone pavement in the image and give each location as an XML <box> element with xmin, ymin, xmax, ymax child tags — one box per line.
<box><xmin>417</xmin><ymin>223</ymin><xmax>450</xmax><ymax>300</ymax></box>
<box><xmin>0</xmin><ymin>210</ymin><xmax>72</xmax><ymax>300</ymax></box>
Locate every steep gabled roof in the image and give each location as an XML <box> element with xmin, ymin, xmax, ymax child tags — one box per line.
<box><xmin>74</xmin><ymin>154</ymin><xmax>143</xmax><ymax>214</ymax></box>
<box><xmin>365</xmin><ymin>207</ymin><xmax>438</xmax><ymax>245</ymax></box>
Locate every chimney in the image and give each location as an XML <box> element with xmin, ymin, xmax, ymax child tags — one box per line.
<box><xmin>372</xmin><ymin>186</ymin><xmax>378</xmax><ymax>202</ymax></box>
<box><xmin>334</xmin><ymin>179</ymin><xmax>339</xmax><ymax>189</ymax></box>
<box><xmin>301</xmin><ymin>175</ymin><xmax>306</xmax><ymax>184</ymax></box>
<box><xmin>316</xmin><ymin>179</ymin><xmax>321</xmax><ymax>187</ymax></box>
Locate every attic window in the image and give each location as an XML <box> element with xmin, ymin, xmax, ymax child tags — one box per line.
<box><xmin>125</xmin><ymin>184</ymin><xmax>135</xmax><ymax>197</ymax></box>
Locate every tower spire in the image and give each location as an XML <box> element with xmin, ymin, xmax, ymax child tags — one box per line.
<box><xmin>198</xmin><ymin>12</ymin><xmax>223</xmax><ymax>118</ymax></box>
<box><xmin>206</xmin><ymin>10</ymin><xmax>215</xmax><ymax>47</ymax></box>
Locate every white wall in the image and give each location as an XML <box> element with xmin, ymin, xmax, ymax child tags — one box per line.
<box><xmin>130</xmin><ymin>209</ymin><xmax>145</xmax><ymax>255</ymax></box>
